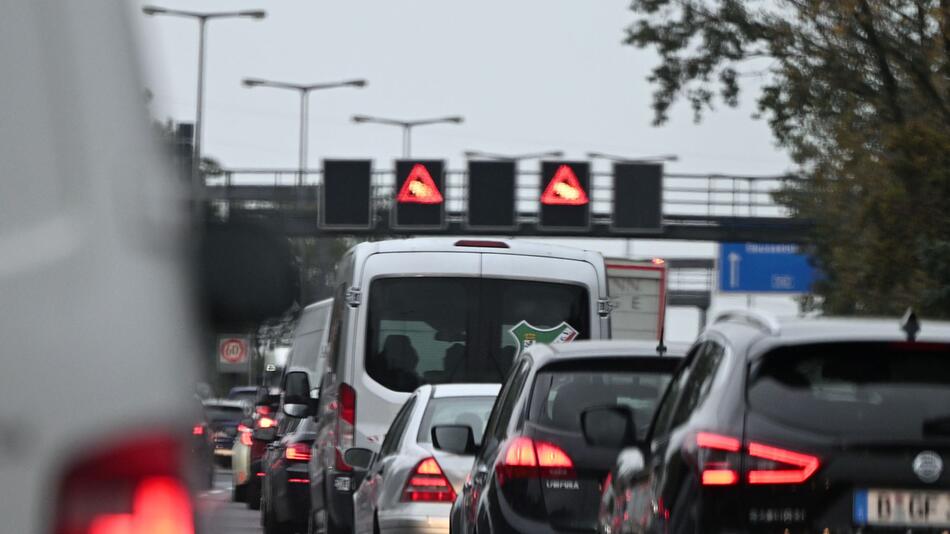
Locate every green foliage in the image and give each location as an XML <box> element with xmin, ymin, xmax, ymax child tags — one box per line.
<box><xmin>627</xmin><ymin>0</ymin><xmax>950</xmax><ymax>317</ymax></box>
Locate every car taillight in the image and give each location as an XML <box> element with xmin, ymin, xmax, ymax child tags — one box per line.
<box><xmin>53</xmin><ymin>434</ymin><xmax>195</xmax><ymax>534</ymax></box>
<box><xmin>696</xmin><ymin>432</ymin><xmax>741</xmax><ymax>486</ymax></box>
<box><xmin>256</xmin><ymin>405</ymin><xmax>271</xmax><ymax>416</ymax></box>
<box><xmin>693</xmin><ymin>432</ymin><xmax>820</xmax><ymax>486</ymax></box>
<box><xmin>257</xmin><ymin>416</ymin><xmax>275</xmax><ymax>429</ymax></box>
<box><xmin>747</xmin><ymin>442</ymin><xmax>820</xmax><ymax>484</ymax></box>
<box><xmin>286</xmin><ymin>443</ymin><xmax>312</xmax><ymax>462</ymax></box>
<box><xmin>402</xmin><ymin>457</ymin><xmax>456</xmax><ymax>502</ymax></box>
<box><xmin>333</xmin><ymin>383</ymin><xmax>356</xmax><ymax>470</ymax></box>
<box><xmin>496</xmin><ymin>436</ymin><xmax>574</xmax><ymax>485</ymax></box>
<box><xmin>192</xmin><ymin>424</ymin><xmax>204</xmax><ymax>436</ymax></box>
<box><xmin>238</xmin><ymin>425</ymin><xmax>253</xmax><ymax>447</ymax></box>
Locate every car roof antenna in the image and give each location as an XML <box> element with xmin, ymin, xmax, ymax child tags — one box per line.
<box><xmin>901</xmin><ymin>307</ymin><xmax>920</xmax><ymax>342</ymax></box>
<box><xmin>656</xmin><ymin>327</ymin><xmax>667</xmax><ymax>356</ymax></box>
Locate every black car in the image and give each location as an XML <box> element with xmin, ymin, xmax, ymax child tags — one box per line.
<box><xmin>600</xmin><ymin>311</ymin><xmax>950</xmax><ymax>533</ymax></box>
<box><xmin>449</xmin><ymin>340</ymin><xmax>683</xmax><ymax>533</ymax></box>
<box><xmin>203</xmin><ymin>399</ymin><xmax>250</xmax><ymax>466</ymax></box>
<box><xmin>261</xmin><ymin>417</ymin><xmax>318</xmax><ymax>534</ymax></box>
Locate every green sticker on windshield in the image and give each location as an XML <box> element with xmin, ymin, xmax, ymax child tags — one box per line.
<box><xmin>508</xmin><ymin>320</ymin><xmax>579</xmax><ymax>357</ymax></box>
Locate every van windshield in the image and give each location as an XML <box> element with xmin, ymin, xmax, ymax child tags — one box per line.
<box><xmin>366</xmin><ymin>277</ymin><xmax>590</xmax><ymax>392</ymax></box>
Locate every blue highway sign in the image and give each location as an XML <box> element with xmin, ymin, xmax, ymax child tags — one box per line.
<box><xmin>718</xmin><ymin>242</ymin><xmax>817</xmax><ymax>293</ymax></box>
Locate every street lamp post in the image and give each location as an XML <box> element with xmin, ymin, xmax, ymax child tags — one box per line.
<box><xmin>351</xmin><ymin>115</ymin><xmax>464</xmax><ymax>158</ymax></box>
<box><xmin>586</xmin><ymin>151</ymin><xmax>679</xmax><ymax>163</ymax></box>
<box><xmin>142</xmin><ymin>6</ymin><xmax>266</xmax><ymax>212</ymax></box>
<box><xmin>242</xmin><ymin>78</ymin><xmax>367</xmax><ymax>186</ymax></box>
<box><xmin>464</xmin><ymin>149</ymin><xmax>565</xmax><ymax>162</ymax></box>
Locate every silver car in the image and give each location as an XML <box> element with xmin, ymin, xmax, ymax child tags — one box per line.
<box><xmin>350</xmin><ymin>384</ymin><xmax>501</xmax><ymax>534</ymax></box>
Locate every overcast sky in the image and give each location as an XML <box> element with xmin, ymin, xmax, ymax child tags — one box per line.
<box><xmin>135</xmin><ymin>0</ymin><xmax>800</xmax><ymax>340</ymax></box>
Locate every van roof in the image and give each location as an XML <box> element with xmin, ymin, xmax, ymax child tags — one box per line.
<box><xmin>354</xmin><ymin>238</ymin><xmax>604</xmax><ymax>263</ymax></box>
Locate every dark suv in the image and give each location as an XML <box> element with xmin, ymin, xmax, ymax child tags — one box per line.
<box><xmin>600</xmin><ymin>311</ymin><xmax>950</xmax><ymax>534</ymax></box>
<box><xmin>450</xmin><ymin>340</ymin><xmax>683</xmax><ymax>533</ymax></box>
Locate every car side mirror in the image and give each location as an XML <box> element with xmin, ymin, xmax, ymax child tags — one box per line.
<box><xmin>343</xmin><ymin>447</ymin><xmax>374</xmax><ymax>471</ymax></box>
<box><xmin>283</xmin><ymin>371</ymin><xmax>311</xmax><ymax>418</ymax></box>
<box><xmin>252</xmin><ymin>426</ymin><xmax>277</xmax><ymax>442</ymax></box>
<box><xmin>581</xmin><ymin>405</ymin><xmax>637</xmax><ymax>448</ymax></box>
<box><xmin>431</xmin><ymin>424</ymin><xmax>478</xmax><ymax>455</ymax></box>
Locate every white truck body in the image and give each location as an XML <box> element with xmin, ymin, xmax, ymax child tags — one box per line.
<box><xmin>606</xmin><ymin>258</ymin><xmax>668</xmax><ymax>341</ymax></box>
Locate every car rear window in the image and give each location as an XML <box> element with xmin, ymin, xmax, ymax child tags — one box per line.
<box><xmin>528</xmin><ymin>359</ymin><xmax>676</xmax><ymax>437</ymax></box>
<box><xmin>748</xmin><ymin>342</ymin><xmax>950</xmax><ymax>439</ymax></box>
<box><xmin>416</xmin><ymin>396</ymin><xmax>497</xmax><ymax>445</ymax></box>
<box><xmin>366</xmin><ymin>277</ymin><xmax>589</xmax><ymax>392</ymax></box>
<box><xmin>204</xmin><ymin>405</ymin><xmax>245</xmax><ymax>423</ymax></box>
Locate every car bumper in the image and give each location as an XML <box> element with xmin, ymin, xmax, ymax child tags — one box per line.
<box><xmin>378</xmin><ymin>513</ymin><xmax>449</xmax><ymax>534</ymax></box>
<box><xmin>273</xmin><ymin>465</ymin><xmax>311</xmax><ymax>523</ymax></box>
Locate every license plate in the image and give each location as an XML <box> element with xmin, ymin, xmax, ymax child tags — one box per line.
<box><xmin>854</xmin><ymin>489</ymin><xmax>950</xmax><ymax>527</ymax></box>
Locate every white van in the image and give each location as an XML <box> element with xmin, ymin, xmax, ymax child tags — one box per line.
<box><xmin>304</xmin><ymin>238</ymin><xmax>609</xmax><ymax>534</ymax></box>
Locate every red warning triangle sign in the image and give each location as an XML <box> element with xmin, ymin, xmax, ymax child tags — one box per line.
<box><xmin>541</xmin><ymin>164</ymin><xmax>589</xmax><ymax>206</ymax></box>
<box><xmin>396</xmin><ymin>164</ymin><xmax>444</xmax><ymax>204</ymax></box>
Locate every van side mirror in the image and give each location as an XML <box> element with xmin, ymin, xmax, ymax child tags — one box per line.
<box><xmin>343</xmin><ymin>448</ymin><xmax>374</xmax><ymax>471</ymax></box>
<box><xmin>431</xmin><ymin>425</ymin><xmax>478</xmax><ymax>455</ymax></box>
<box><xmin>283</xmin><ymin>371</ymin><xmax>311</xmax><ymax>418</ymax></box>
<box><xmin>580</xmin><ymin>405</ymin><xmax>637</xmax><ymax>448</ymax></box>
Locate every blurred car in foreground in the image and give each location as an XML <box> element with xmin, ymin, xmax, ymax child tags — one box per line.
<box><xmin>349</xmin><ymin>384</ymin><xmax>500</xmax><ymax>534</ymax></box>
<box><xmin>203</xmin><ymin>399</ymin><xmax>249</xmax><ymax>465</ymax></box>
<box><xmin>261</xmin><ymin>417</ymin><xmax>319</xmax><ymax>534</ymax></box>
<box><xmin>451</xmin><ymin>340</ymin><xmax>683</xmax><ymax>533</ymax></box>
<box><xmin>0</xmin><ymin>2</ymin><xmax>207</xmax><ymax>532</ymax></box>
<box><xmin>602</xmin><ymin>311</ymin><xmax>950</xmax><ymax>533</ymax></box>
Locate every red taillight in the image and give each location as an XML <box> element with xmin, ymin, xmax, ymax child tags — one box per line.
<box><xmin>402</xmin><ymin>457</ymin><xmax>456</xmax><ymax>503</ymax></box>
<box><xmin>239</xmin><ymin>426</ymin><xmax>253</xmax><ymax>447</ymax></box>
<box><xmin>747</xmin><ymin>442</ymin><xmax>820</xmax><ymax>484</ymax></box>
<box><xmin>256</xmin><ymin>405</ymin><xmax>271</xmax><ymax>416</ymax></box>
<box><xmin>339</xmin><ymin>383</ymin><xmax>356</xmax><ymax>427</ymax></box>
<box><xmin>191</xmin><ymin>424</ymin><xmax>204</xmax><ymax>436</ymax></box>
<box><xmin>693</xmin><ymin>432</ymin><xmax>820</xmax><ymax>486</ymax></box>
<box><xmin>285</xmin><ymin>443</ymin><xmax>312</xmax><ymax>462</ymax></box>
<box><xmin>496</xmin><ymin>436</ymin><xmax>575</xmax><ymax>485</ymax></box>
<box><xmin>53</xmin><ymin>434</ymin><xmax>195</xmax><ymax>534</ymax></box>
<box><xmin>695</xmin><ymin>432</ymin><xmax>741</xmax><ymax>486</ymax></box>
<box><xmin>257</xmin><ymin>416</ymin><xmax>275</xmax><ymax>429</ymax></box>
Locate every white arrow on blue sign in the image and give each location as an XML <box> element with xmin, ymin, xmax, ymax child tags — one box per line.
<box><xmin>718</xmin><ymin>242</ymin><xmax>817</xmax><ymax>293</ymax></box>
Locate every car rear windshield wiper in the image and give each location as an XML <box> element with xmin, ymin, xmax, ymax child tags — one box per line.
<box><xmin>923</xmin><ymin>415</ymin><xmax>950</xmax><ymax>436</ymax></box>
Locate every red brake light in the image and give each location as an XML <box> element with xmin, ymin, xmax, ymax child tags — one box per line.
<box><xmin>285</xmin><ymin>443</ymin><xmax>312</xmax><ymax>462</ymax></box>
<box><xmin>747</xmin><ymin>442</ymin><xmax>820</xmax><ymax>484</ymax></box>
<box><xmin>402</xmin><ymin>457</ymin><xmax>456</xmax><ymax>502</ymax></box>
<box><xmin>257</xmin><ymin>416</ymin><xmax>275</xmax><ymax>429</ymax></box>
<box><xmin>453</xmin><ymin>240</ymin><xmax>509</xmax><ymax>249</ymax></box>
<box><xmin>53</xmin><ymin>434</ymin><xmax>195</xmax><ymax>534</ymax></box>
<box><xmin>339</xmin><ymin>383</ymin><xmax>356</xmax><ymax>426</ymax></box>
<box><xmin>239</xmin><ymin>428</ymin><xmax>253</xmax><ymax>447</ymax></box>
<box><xmin>256</xmin><ymin>405</ymin><xmax>271</xmax><ymax>416</ymax></box>
<box><xmin>191</xmin><ymin>424</ymin><xmax>204</xmax><ymax>436</ymax></box>
<box><xmin>497</xmin><ymin>436</ymin><xmax>574</xmax><ymax>484</ymax></box>
<box><xmin>693</xmin><ymin>432</ymin><xmax>820</xmax><ymax>486</ymax></box>
<box><xmin>695</xmin><ymin>432</ymin><xmax>741</xmax><ymax>486</ymax></box>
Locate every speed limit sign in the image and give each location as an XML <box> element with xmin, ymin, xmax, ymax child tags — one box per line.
<box><xmin>218</xmin><ymin>336</ymin><xmax>250</xmax><ymax>372</ymax></box>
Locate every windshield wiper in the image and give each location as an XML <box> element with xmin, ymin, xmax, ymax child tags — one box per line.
<box><xmin>923</xmin><ymin>415</ymin><xmax>950</xmax><ymax>436</ymax></box>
